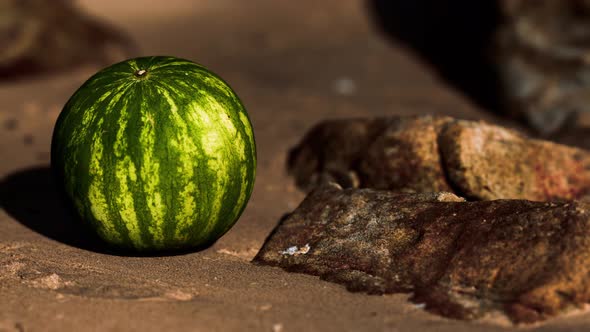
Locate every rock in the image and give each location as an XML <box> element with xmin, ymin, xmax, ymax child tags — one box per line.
<box><xmin>254</xmin><ymin>185</ymin><xmax>590</xmax><ymax>323</ymax></box>
<box><xmin>495</xmin><ymin>0</ymin><xmax>590</xmax><ymax>135</ymax></box>
<box><xmin>288</xmin><ymin>116</ymin><xmax>590</xmax><ymax>201</ymax></box>
<box><xmin>287</xmin><ymin>117</ymin><xmax>388</xmax><ymax>191</ymax></box>
<box><xmin>441</xmin><ymin>120</ymin><xmax>590</xmax><ymax>200</ymax></box>
<box><xmin>288</xmin><ymin>115</ymin><xmax>454</xmax><ymax>193</ymax></box>
<box><xmin>0</xmin><ymin>0</ymin><xmax>135</xmax><ymax>80</ymax></box>
<box><xmin>358</xmin><ymin>116</ymin><xmax>454</xmax><ymax>193</ymax></box>
<box><xmin>369</xmin><ymin>0</ymin><xmax>590</xmax><ymax>137</ymax></box>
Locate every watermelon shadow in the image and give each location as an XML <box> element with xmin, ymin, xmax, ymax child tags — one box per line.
<box><xmin>0</xmin><ymin>166</ymin><xmax>213</xmax><ymax>256</ymax></box>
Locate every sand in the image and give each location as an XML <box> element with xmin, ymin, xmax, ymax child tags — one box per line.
<box><xmin>1</xmin><ymin>1</ymin><xmax>588</xmax><ymax>331</ymax></box>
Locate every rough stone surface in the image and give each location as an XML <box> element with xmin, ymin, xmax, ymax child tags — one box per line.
<box><xmin>358</xmin><ymin>116</ymin><xmax>454</xmax><ymax>193</ymax></box>
<box><xmin>495</xmin><ymin>0</ymin><xmax>590</xmax><ymax>135</ymax></box>
<box><xmin>287</xmin><ymin>117</ymin><xmax>386</xmax><ymax>191</ymax></box>
<box><xmin>254</xmin><ymin>185</ymin><xmax>590</xmax><ymax>323</ymax></box>
<box><xmin>441</xmin><ymin>120</ymin><xmax>590</xmax><ymax>200</ymax></box>
<box><xmin>288</xmin><ymin>115</ymin><xmax>454</xmax><ymax>193</ymax></box>
<box><xmin>289</xmin><ymin>116</ymin><xmax>590</xmax><ymax>201</ymax></box>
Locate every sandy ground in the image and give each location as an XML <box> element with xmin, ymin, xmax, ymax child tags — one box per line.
<box><xmin>1</xmin><ymin>1</ymin><xmax>588</xmax><ymax>331</ymax></box>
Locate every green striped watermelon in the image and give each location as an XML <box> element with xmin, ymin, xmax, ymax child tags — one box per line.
<box><xmin>51</xmin><ymin>56</ymin><xmax>256</xmax><ymax>252</ymax></box>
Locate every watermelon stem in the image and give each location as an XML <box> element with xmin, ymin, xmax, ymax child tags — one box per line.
<box><xmin>134</xmin><ymin>69</ymin><xmax>148</xmax><ymax>78</ymax></box>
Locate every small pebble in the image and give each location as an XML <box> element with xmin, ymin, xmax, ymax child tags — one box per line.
<box><xmin>272</xmin><ymin>323</ymin><xmax>283</xmax><ymax>332</ymax></box>
<box><xmin>23</xmin><ymin>134</ymin><xmax>34</xmax><ymax>145</ymax></box>
<box><xmin>4</xmin><ymin>118</ymin><xmax>18</xmax><ymax>131</ymax></box>
<box><xmin>332</xmin><ymin>77</ymin><xmax>356</xmax><ymax>96</ymax></box>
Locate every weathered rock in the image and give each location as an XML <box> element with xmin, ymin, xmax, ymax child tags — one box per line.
<box><xmin>495</xmin><ymin>0</ymin><xmax>590</xmax><ymax>135</ymax></box>
<box><xmin>358</xmin><ymin>116</ymin><xmax>454</xmax><ymax>193</ymax></box>
<box><xmin>288</xmin><ymin>115</ymin><xmax>454</xmax><ymax>193</ymax></box>
<box><xmin>369</xmin><ymin>0</ymin><xmax>590</xmax><ymax>137</ymax></box>
<box><xmin>441</xmin><ymin>120</ymin><xmax>590</xmax><ymax>200</ymax></box>
<box><xmin>288</xmin><ymin>116</ymin><xmax>590</xmax><ymax>201</ymax></box>
<box><xmin>254</xmin><ymin>185</ymin><xmax>590</xmax><ymax>323</ymax></box>
<box><xmin>287</xmin><ymin>117</ymin><xmax>384</xmax><ymax>191</ymax></box>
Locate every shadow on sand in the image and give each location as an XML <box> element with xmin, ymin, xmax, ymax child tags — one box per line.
<box><xmin>366</xmin><ymin>0</ymin><xmax>504</xmax><ymax>112</ymax></box>
<box><xmin>0</xmin><ymin>166</ymin><xmax>211</xmax><ymax>256</ymax></box>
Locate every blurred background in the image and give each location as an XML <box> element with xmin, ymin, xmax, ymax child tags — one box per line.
<box><xmin>370</xmin><ymin>0</ymin><xmax>590</xmax><ymax>144</ymax></box>
<box><xmin>1</xmin><ymin>0</ymin><xmax>487</xmax><ymax>172</ymax></box>
<box><xmin>4</xmin><ymin>0</ymin><xmax>590</xmax><ymax>140</ymax></box>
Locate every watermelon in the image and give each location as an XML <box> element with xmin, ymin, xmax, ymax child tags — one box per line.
<box><xmin>51</xmin><ymin>56</ymin><xmax>256</xmax><ymax>252</ymax></box>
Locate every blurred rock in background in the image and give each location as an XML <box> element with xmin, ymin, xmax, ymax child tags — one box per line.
<box><xmin>496</xmin><ymin>0</ymin><xmax>590</xmax><ymax>135</ymax></box>
<box><xmin>0</xmin><ymin>0</ymin><xmax>136</xmax><ymax>81</ymax></box>
<box><xmin>368</xmin><ymin>0</ymin><xmax>590</xmax><ymax>139</ymax></box>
